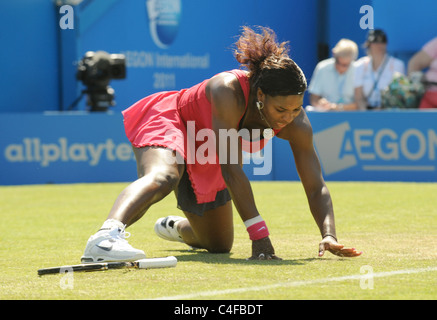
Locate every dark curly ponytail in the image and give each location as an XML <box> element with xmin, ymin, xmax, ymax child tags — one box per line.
<box><xmin>234</xmin><ymin>26</ymin><xmax>307</xmax><ymax>96</ymax></box>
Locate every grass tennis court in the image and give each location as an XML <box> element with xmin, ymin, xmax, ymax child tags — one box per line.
<box><xmin>0</xmin><ymin>181</ymin><xmax>436</xmax><ymax>300</ymax></box>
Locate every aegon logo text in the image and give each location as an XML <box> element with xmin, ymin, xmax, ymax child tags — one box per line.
<box><xmin>4</xmin><ymin>138</ymin><xmax>135</xmax><ymax>167</ymax></box>
<box><xmin>314</xmin><ymin>122</ymin><xmax>437</xmax><ymax>175</ymax></box>
<box><xmin>146</xmin><ymin>0</ymin><xmax>182</xmax><ymax>49</ymax></box>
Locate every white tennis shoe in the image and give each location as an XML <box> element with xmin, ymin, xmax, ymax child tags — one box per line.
<box><xmin>81</xmin><ymin>225</ymin><xmax>146</xmax><ymax>263</ymax></box>
<box><xmin>154</xmin><ymin>216</ymin><xmax>186</xmax><ymax>243</ymax></box>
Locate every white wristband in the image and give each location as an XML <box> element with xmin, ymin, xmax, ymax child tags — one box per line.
<box><xmin>244</xmin><ymin>215</ymin><xmax>264</xmax><ymax>228</ymax></box>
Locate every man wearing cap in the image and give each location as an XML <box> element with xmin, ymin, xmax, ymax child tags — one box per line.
<box><xmin>354</xmin><ymin>29</ymin><xmax>405</xmax><ymax>110</ymax></box>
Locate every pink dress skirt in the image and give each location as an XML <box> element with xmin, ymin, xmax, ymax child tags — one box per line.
<box><xmin>122</xmin><ymin>70</ymin><xmax>275</xmax><ymax>215</ymax></box>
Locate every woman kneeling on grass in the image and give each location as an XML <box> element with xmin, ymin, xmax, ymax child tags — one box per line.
<box><xmin>82</xmin><ymin>26</ymin><xmax>362</xmax><ymax>262</ymax></box>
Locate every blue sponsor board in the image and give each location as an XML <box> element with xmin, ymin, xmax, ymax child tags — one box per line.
<box><xmin>265</xmin><ymin>110</ymin><xmax>437</xmax><ymax>182</ymax></box>
<box><xmin>0</xmin><ymin>113</ymin><xmax>137</xmax><ymax>185</ymax></box>
<box><xmin>0</xmin><ymin>112</ymin><xmax>273</xmax><ymax>185</ymax></box>
<box><xmin>57</xmin><ymin>0</ymin><xmax>317</xmax><ymax>113</ymax></box>
<box><xmin>1</xmin><ymin>111</ymin><xmax>437</xmax><ymax>185</ymax></box>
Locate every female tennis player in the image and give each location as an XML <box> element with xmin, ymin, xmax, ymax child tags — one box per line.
<box><xmin>82</xmin><ymin>27</ymin><xmax>362</xmax><ymax>263</ymax></box>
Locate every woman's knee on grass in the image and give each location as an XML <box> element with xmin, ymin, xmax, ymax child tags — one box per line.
<box><xmin>178</xmin><ymin>218</ymin><xmax>233</xmax><ymax>253</ymax></box>
<box><xmin>205</xmin><ymin>239</ymin><xmax>233</xmax><ymax>254</ymax></box>
<box><xmin>197</xmin><ymin>229</ymin><xmax>234</xmax><ymax>254</ymax></box>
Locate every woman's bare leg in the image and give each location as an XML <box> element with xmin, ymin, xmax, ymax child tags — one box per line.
<box><xmin>178</xmin><ymin>201</ymin><xmax>234</xmax><ymax>253</ymax></box>
<box><xmin>107</xmin><ymin>146</ymin><xmax>184</xmax><ymax>226</ymax></box>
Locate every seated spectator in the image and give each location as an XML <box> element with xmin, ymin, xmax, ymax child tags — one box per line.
<box><xmin>354</xmin><ymin>29</ymin><xmax>405</xmax><ymax>110</ymax></box>
<box><xmin>308</xmin><ymin>39</ymin><xmax>358</xmax><ymax>111</ymax></box>
<box><xmin>408</xmin><ymin>37</ymin><xmax>437</xmax><ymax>109</ymax></box>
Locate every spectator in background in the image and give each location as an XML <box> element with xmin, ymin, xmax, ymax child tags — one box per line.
<box><xmin>308</xmin><ymin>39</ymin><xmax>358</xmax><ymax>111</ymax></box>
<box><xmin>354</xmin><ymin>29</ymin><xmax>405</xmax><ymax>110</ymax></box>
<box><xmin>408</xmin><ymin>37</ymin><xmax>437</xmax><ymax>109</ymax></box>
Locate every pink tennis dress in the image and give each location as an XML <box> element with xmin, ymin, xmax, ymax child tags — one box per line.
<box><xmin>122</xmin><ymin>69</ymin><xmax>275</xmax><ymax>215</ymax></box>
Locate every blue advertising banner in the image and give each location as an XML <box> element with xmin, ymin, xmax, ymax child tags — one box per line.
<box><xmin>0</xmin><ymin>113</ymin><xmax>137</xmax><ymax>185</ymax></box>
<box><xmin>59</xmin><ymin>0</ymin><xmax>317</xmax><ymax>113</ymax></box>
<box><xmin>1</xmin><ymin>111</ymin><xmax>437</xmax><ymax>185</ymax></box>
<box><xmin>264</xmin><ymin>110</ymin><xmax>437</xmax><ymax>182</ymax></box>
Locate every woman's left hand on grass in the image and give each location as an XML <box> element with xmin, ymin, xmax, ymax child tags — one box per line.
<box><xmin>318</xmin><ymin>236</ymin><xmax>362</xmax><ymax>257</ymax></box>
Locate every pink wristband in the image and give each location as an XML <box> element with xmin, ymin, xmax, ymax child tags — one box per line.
<box><xmin>246</xmin><ymin>221</ymin><xmax>270</xmax><ymax>241</ymax></box>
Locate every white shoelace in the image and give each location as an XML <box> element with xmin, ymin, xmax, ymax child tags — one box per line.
<box><xmin>108</xmin><ymin>226</ymin><xmax>131</xmax><ymax>243</ymax></box>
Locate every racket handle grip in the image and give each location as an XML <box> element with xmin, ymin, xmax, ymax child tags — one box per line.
<box><xmin>137</xmin><ymin>256</ymin><xmax>177</xmax><ymax>269</ymax></box>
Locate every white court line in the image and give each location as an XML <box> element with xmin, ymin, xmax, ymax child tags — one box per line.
<box><xmin>150</xmin><ymin>266</ymin><xmax>437</xmax><ymax>300</ymax></box>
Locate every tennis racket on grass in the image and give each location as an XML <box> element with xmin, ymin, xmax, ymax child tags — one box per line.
<box><xmin>37</xmin><ymin>256</ymin><xmax>177</xmax><ymax>276</ymax></box>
